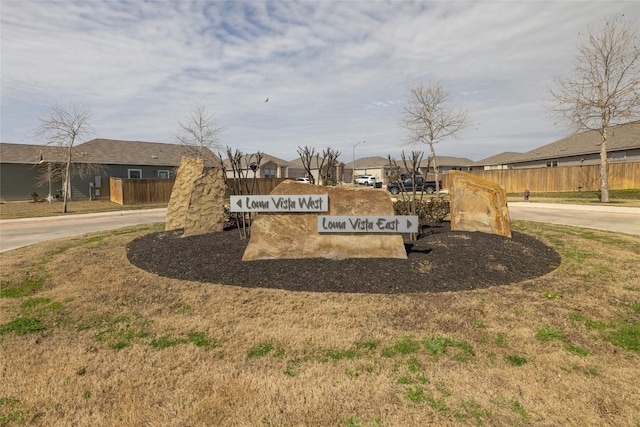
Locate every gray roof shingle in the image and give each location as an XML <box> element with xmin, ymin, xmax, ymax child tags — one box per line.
<box><xmin>77</xmin><ymin>139</ymin><xmax>220</xmax><ymax>167</ymax></box>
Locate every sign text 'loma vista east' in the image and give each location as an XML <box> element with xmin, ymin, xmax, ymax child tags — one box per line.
<box><xmin>318</xmin><ymin>216</ymin><xmax>419</xmax><ymax>233</ymax></box>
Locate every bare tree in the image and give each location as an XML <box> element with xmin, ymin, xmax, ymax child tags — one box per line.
<box><xmin>36</xmin><ymin>104</ymin><xmax>93</xmax><ymax>213</ymax></box>
<box><xmin>549</xmin><ymin>15</ymin><xmax>640</xmax><ymax>202</ymax></box>
<box><xmin>318</xmin><ymin>147</ymin><xmax>341</xmax><ymax>185</ymax></box>
<box><xmin>177</xmin><ymin>103</ymin><xmax>225</xmax><ymax>159</ymax></box>
<box><xmin>296</xmin><ymin>146</ymin><xmax>317</xmax><ymax>184</ymax></box>
<box><xmin>219</xmin><ymin>147</ymin><xmax>264</xmax><ymax>239</ymax></box>
<box><xmin>400</xmin><ymin>81</ymin><xmax>471</xmax><ymax>198</ymax></box>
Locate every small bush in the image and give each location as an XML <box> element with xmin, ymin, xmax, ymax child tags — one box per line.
<box><xmin>393</xmin><ymin>199</ymin><xmax>450</xmax><ymax>223</ymax></box>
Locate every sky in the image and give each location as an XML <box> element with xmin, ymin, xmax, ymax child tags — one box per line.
<box><xmin>1</xmin><ymin>1</ymin><xmax>638</xmax><ymax>162</ymax></box>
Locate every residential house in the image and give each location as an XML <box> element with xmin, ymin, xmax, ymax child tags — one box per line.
<box><xmin>417</xmin><ymin>156</ymin><xmax>477</xmax><ymax>174</ymax></box>
<box><xmin>288</xmin><ymin>155</ymin><xmax>346</xmax><ymax>185</ymax></box>
<box><xmin>0</xmin><ymin>139</ymin><xmax>219</xmax><ymax>202</ymax></box>
<box><xmin>222</xmin><ymin>153</ymin><xmax>290</xmax><ymax>179</ymax></box>
<box><xmin>352</xmin><ymin>156</ymin><xmax>391</xmax><ymax>183</ymax></box>
<box><xmin>477</xmin><ymin>121</ymin><xmax>640</xmax><ymax>169</ymax></box>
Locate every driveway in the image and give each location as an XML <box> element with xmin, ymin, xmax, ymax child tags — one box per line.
<box><xmin>0</xmin><ymin>208</ymin><xmax>167</xmax><ymax>252</ymax></box>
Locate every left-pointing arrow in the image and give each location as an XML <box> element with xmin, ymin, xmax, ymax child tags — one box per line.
<box><xmin>236</xmin><ymin>198</ymin><xmax>242</xmax><ymax>208</ymax></box>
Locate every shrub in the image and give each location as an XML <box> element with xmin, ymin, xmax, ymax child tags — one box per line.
<box><xmin>393</xmin><ymin>199</ymin><xmax>450</xmax><ymax>223</ymax></box>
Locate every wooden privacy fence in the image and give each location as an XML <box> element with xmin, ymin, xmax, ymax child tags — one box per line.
<box><xmin>110</xmin><ymin>178</ymin><xmax>175</xmax><ymax>205</ymax></box>
<box><xmin>110</xmin><ymin>177</ymin><xmax>291</xmax><ymax>205</ymax></box>
<box><xmin>426</xmin><ymin>162</ymin><xmax>639</xmax><ymax>193</ymax></box>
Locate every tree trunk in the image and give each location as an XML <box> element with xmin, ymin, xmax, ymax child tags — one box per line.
<box><xmin>429</xmin><ymin>144</ymin><xmax>440</xmax><ymax>199</ymax></box>
<box><xmin>599</xmin><ymin>128</ymin><xmax>609</xmax><ymax>203</ymax></box>
<box><xmin>62</xmin><ymin>152</ymin><xmax>72</xmax><ymax>213</ymax></box>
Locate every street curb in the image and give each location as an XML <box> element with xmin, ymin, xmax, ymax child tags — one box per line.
<box><xmin>508</xmin><ymin>202</ymin><xmax>640</xmax><ymax>214</ymax></box>
<box><xmin>0</xmin><ymin>208</ymin><xmax>167</xmax><ymax>225</ymax></box>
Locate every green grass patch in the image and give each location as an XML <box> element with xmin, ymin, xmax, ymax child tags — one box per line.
<box><xmin>569</xmin><ymin>312</ymin><xmax>614</xmax><ymax>331</ymax></box>
<box><xmin>323</xmin><ymin>347</ymin><xmax>359</xmax><ymax>362</ymax></box>
<box><xmin>394</xmin><ymin>335</ymin><xmax>422</xmax><ymax>355</ymax></box>
<box><xmin>247</xmin><ymin>342</ymin><xmax>274</xmax><ymax>358</ymax></box>
<box><xmin>20</xmin><ymin>297</ymin><xmax>52</xmax><ymax>309</ymax></box>
<box><xmin>407</xmin><ymin>357</ymin><xmax>422</xmax><ymax>373</ymax></box>
<box><xmin>93</xmin><ymin>327</ymin><xmax>151</xmax><ymax>350</ymax></box>
<box><xmin>454</xmin><ymin>400</ymin><xmax>491</xmax><ymax>426</ymax></box>
<box><xmin>494</xmin><ymin>332</ymin><xmax>507</xmax><ymax>347</ymax></box>
<box><xmin>186</xmin><ymin>331</ymin><xmax>219</xmax><ymax>348</ymax></box>
<box><xmin>354</xmin><ymin>339</ymin><xmax>379</xmax><ymax>352</ymax></box>
<box><xmin>605</xmin><ymin>324</ymin><xmax>640</xmax><ymax>353</ymax></box>
<box><xmin>535</xmin><ymin>326</ymin><xmax>566</xmax><ymax>342</ymax></box>
<box><xmin>505</xmin><ymin>354</ymin><xmax>528</xmax><ymax>366</ymax></box>
<box><xmin>564</xmin><ymin>343</ymin><xmax>592</xmax><ymax>357</ymax></box>
<box><xmin>405</xmin><ymin>385</ymin><xmax>426</xmax><ymax>404</ymax></box>
<box><xmin>0</xmin><ymin>317</ymin><xmax>46</xmax><ymax>335</ymax></box>
<box><xmin>150</xmin><ymin>335</ymin><xmax>188</xmax><ymax>349</ymax></box>
<box><xmin>0</xmin><ymin>276</ymin><xmax>46</xmax><ymax>298</ymax></box>
<box><xmin>0</xmin><ymin>396</ymin><xmax>26</xmax><ymax>424</ymax></box>
<box><xmin>628</xmin><ymin>302</ymin><xmax>640</xmax><ymax>314</ymax></box>
<box><xmin>423</xmin><ymin>335</ymin><xmax>475</xmax><ymax>361</ymax></box>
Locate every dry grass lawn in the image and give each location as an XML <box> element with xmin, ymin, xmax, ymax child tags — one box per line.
<box><xmin>1</xmin><ymin>220</ymin><xmax>639</xmax><ymax>426</ymax></box>
<box><xmin>0</xmin><ymin>200</ymin><xmax>167</xmax><ymax>220</ymax></box>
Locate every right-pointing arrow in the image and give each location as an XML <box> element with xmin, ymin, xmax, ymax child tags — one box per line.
<box><xmin>407</xmin><ymin>219</ymin><xmax>413</xmax><ymax>229</ymax></box>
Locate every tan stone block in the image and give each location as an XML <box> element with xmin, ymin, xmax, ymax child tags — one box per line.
<box><xmin>166</xmin><ymin>156</ymin><xmax>204</xmax><ymax>231</ymax></box>
<box><xmin>183</xmin><ymin>168</ymin><xmax>226</xmax><ymax>236</ymax></box>
<box><xmin>449</xmin><ymin>171</ymin><xmax>512</xmax><ymax>238</ymax></box>
<box><xmin>242</xmin><ymin>181</ymin><xmax>407</xmax><ymax>260</ymax></box>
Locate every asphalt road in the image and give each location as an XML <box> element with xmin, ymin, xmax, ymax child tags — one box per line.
<box><xmin>0</xmin><ymin>204</ymin><xmax>638</xmax><ymax>253</ymax></box>
<box><xmin>0</xmin><ymin>208</ymin><xmax>167</xmax><ymax>253</ymax></box>
<box><xmin>508</xmin><ymin>202</ymin><xmax>640</xmax><ymax>236</ymax></box>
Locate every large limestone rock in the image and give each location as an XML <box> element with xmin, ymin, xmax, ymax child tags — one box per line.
<box><xmin>166</xmin><ymin>156</ymin><xmax>204</xmax><ymax>231</ymax></box>
<box><xmin>449</xmin><ymin>171</ymin><xmax>512</xmax><ymax>238</ymax></box>
<box><xmin>243</xmin><ymin>181</ymin><xmax>407</xmax><ymax>260</ymax></box>
<box><xmin>183</xmin><ymin>168</ymin><xmax>226</xmax><ymax>236</ymax></box>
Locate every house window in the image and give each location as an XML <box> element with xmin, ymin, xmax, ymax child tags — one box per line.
<box><xmin>128</xmin><ymin>169</ymin><xmax>142</xmax><ymax>179</ymax></box>
<box><xmin>264</xmin><ymin>167</ymin><xmax>276</xmax><ymax>178</ymax></box>
<box><xmin>158</xmin><ymin>170</ymin><xmax>170</xmax><ymax>179</ymax></box>
<box><xmin>546</xmin><ymin>161</ymin><xmax>559</xmax><ymax>167</ymax></box>
<box><xmin>610</xmin><ymin>152</ymin><xmax>626</xmax><ymax>161</ymax></box>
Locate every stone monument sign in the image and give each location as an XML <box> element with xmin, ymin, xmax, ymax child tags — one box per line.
<box><xmin>242</xmin><ymin>181</ymin><xmax>409</xmax><ymax>260</ymax></box>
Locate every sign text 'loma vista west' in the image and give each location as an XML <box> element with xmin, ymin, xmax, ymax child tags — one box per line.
<box><xmin>230</xmin><ymin>195</ymin><xmax>328</xmax><ymax>212</ymax></box>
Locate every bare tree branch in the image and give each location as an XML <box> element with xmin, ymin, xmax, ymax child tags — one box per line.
<box><xmin>35</xmin><ymin>104</ymin><xmax>93</xmax><ymax>212</ymax></box>
<box><xmin>177</xmin><ymin>103</ymin><xmax>225</xmax><ymax>159</ymax></box>
<box><xmin>296</xmin><ymin>146</ymin><xmax>317</xmax><ymax>184</ymax></box>
<box><xmin>549</xmin><ymin>15</ymin><xmax>640</xmax><ymax>202</ymax></box>
<box><xmin>400</xmin><ymin>82</ymin><xmax>471</xmax><ymax>198</ymax></box>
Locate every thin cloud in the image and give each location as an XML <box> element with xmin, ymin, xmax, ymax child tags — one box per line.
<box><xmin>1</xmin><ymin>1</ymin><xmax>637</xmax><ymax>161</ymax></box>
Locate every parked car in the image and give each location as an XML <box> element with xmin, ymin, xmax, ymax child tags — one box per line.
<box><xmin>295</xmin><ymin>177</ymin><xmax>311</xmax><ymax>184</ymax></box>
<box><xmin>356</xmin><ymin>175</ymin><xmax>377</xmax><ymax>186</ymax></box>
<box><xmin>386</xmin><ymin>177</ymin><xmax>443</xmax><ymax>195</ymax></box>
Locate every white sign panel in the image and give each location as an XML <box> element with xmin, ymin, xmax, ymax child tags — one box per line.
<box><xmin>230</xmin><ymin>195</ymin><xmax>329</xmax><ymax>212</ymax></box>
<box><xmin>318</xmin><ymin>215</ymin><xmax>419</xmax><ymax>233</ymax></box>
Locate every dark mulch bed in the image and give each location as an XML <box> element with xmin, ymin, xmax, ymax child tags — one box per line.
<box><xmin>126</xmin><ymin>223</ymin><xmax>561</xmax><ymax>294</ymax></box>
